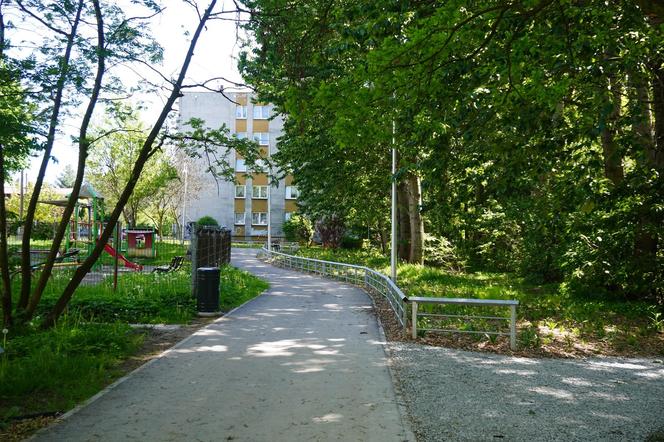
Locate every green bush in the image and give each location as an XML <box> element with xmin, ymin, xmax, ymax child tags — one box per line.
<box><xmin>315</xmin><ymin>214</ymin><xmax>345</xmax><ymax>248</ymax></box>
<box><xmin>423</xmin><ymin>234</ymin><xmax>465</xmax><ymax>271</ymax></box>
<box><xmin>0</xmin><ymin>319</ymin><xmax>142</xmax><ymax>420</ymax></box>
<box><xmin>341</xmin><ymin>234</ymin><xmax>363</xmax><ymax>249</ymax></box>
<box><xmin>30</xmin><ymin>222</ymin><xmax>54</xmax><ymax>240</ymax></box>
<box><xmin>282</xmin><ymin>214</ymin><xmax>313</xmax><ymax>244</ymax></box>
<box><xmin>196</xmin><ymin>215</ymin><xmax>219</xmax><ymax>227</ymax></box>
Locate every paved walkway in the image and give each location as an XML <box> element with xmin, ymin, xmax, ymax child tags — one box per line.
<box><xmin>34</xmin><ymin>248</ymin><xmax>413</xmax><ymax>442</ymax></box>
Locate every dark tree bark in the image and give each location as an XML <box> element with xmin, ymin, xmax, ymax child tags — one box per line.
<box><xmin>397</xmin><ymin>182</ymin><xmax>410</xmax><ymax>261</ymax></box>
<box><xmin>26</xmin><ymin>0</ymin><xmax>104</xmax><ymax>317</ymax></box>
<box><xmin>18</xmin><ymin>0</ymin><xmax>84</xmax><ymax>313</ymax></box>
<box><xmin>601</xmin><ymin>76</ymin><xmax>624</xmax><ymax>186</ymax></box>
<box><xmin>405</xmin><ymin>173</ymin><xmax>424</xmax><ymax>265</ymax></box>
<box><xmin>0</xmin><ymin>146</ymin><xmax>13</xmax><ymax>327</ymax></box>
<box><xmin>42</xmin><ymin>0</ymin><xmax>220</xmax><ymax>328</ymax></box>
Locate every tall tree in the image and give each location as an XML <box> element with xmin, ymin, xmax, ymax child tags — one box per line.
<box><xmin>55</xmin><ymin>164</ymin><xmax>76</xmax><ymax>188</ymax></box>
<box><xmin>239</xmin><ymin>0</ymin><xmax>663</xmax><ymax>299</ymax></box>
<box><xmin>87</xmin><ymin>108</ymin><xmax>178</xmax><ymax>228</ymax></box>
<box><xmin>0</xmin><ymin>0</ymin><xmax>258</xmax><ymax>328</ymax></box>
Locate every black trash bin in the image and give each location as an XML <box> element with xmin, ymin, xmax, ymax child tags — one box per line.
<box><xmin>196</xmin><ymin>267</ymin><xmax>220</xmax><ymax>314</ymax></box>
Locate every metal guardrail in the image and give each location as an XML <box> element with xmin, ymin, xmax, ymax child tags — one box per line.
<box><xmin>260</xmin><ymin>248</ymin><xmax>518</xmax><ymax>349</ymax></box>
<box><xmin>410</xmin><ymin>296</ymin><xmax>518</xmax><ymax>350</ymax></box>
<box><xmin>261</xmin><ymin>247</ymin><xmax>408</xmax><ymax>328</ymax></box>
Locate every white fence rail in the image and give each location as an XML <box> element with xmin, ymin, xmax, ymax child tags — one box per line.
<box><xmin>260</xmin><ymin>248</ymin><xmax>518</xmax><ymax>349</ymax></box>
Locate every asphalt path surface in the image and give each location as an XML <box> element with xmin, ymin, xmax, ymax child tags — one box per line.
<box><xmin>33</xmin><ymin>248</ymin><xmax>413</xmax><ymax>442</ymax></box>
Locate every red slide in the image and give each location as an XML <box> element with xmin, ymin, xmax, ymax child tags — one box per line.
<box><xmin>103</xmin><ymin>244</ymin><xmax>143</xmax><ymax>271</ymax></box>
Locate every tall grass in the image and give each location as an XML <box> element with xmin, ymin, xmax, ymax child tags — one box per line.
<box><xmin>1</xmin><ymin>263</ymin><xmax>268</xmax><ymax>426</ymax></box>
<box><xmin>0</xmin><ymin>316</ymin><xmax>143</xmax><ymax>421</ymax></box>
<box><xmin>294</xmin><ymin>246</ymin><xmax>662</xmax><ymax>352</ymax></box>
<box><xmin>220</xmin><ymin>265</ymin><xmax>270</xmax><ymax>312</ymax></box>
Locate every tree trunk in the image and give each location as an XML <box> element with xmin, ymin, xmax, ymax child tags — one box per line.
<box><xmin>376</xmin><ymin>217</ymin><xmax>387</xmax><ymax>253</ymax></box>
<box><xmin>601</xmin><ymin>75</ymin><xmax>624</xmax><ymax>186</ymax></box>
<box><xmin>650</xmin><ymin>64</ymin><xmax>664</xmax><ymax>171</ymax></box>
<box><xmin>405</xmin><ymin>173</ymin><xmax>424</xmax><ymax>265</ymax></box>
<box><xmin>397</xmin><ymin>182</ymin><xmax>410</xmax><ymax>261</ymax></box>
<box><xmin>41</xmin><ymin>0</ymin><xmax>220</xmax><ymax>328</ymax></box>
<box><xmin>0</xmin><ymin>146</ymin><xmax>13</xmax><ymax>327</ymax></box>
<box><xmin>18</xmin><ymin>0</ymin><xmax>84</xmax><ymax>312</ymax></box>
<box><xmin>25</xmin><ymin>0</ymin><xmax>104</xmax><ymax>318</ymax></box>
<box><xmin>632</xmin><ymin>72</ymin><xmax>659</xmax><ymax>265</ymax></box>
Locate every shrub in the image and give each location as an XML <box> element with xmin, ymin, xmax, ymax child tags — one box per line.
<box><xmin>196</xmin><ymin>215</ymin><xmax>219</xmax><ymax>227</ymax></box>
<box><xmin>341</xmin><ymin>234</ymin><xmax>363</xmax><ymax>249</ymax></box>
<box><xmin>31</xmin><ymin>222</ymin><xmax>54</xmax><ymax>240</ymax></box>
<box><xmin>315</xmin><ymin>214</ymin><xmax>345</xmax><ymax>248</ymax></box>
<box><xmin>282</xmin><ymin>214</ymin><xmax>313</xmax><ymax>244</ymax></box>
<box><xmin>423</xmin><ymin>233</ymin><xmax>465</xmax><ymax>271</ymax></box>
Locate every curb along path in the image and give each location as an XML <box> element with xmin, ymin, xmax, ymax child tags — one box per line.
<box><xmin>34</xmin><ymin>248</ymin><xmax>414</xmax><ymax>442</ymax></box>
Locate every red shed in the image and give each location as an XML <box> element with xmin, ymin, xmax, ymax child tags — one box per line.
<box><xmin>126</xmin><ymin>228</ymin><xmax>156</xmax><ymax>258</ymax></box>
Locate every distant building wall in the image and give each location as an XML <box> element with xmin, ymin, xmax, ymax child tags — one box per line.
<box><xmin>178</xmin><ymin>91</ymin><xmax>295</xmax><ymax>238</ymax></box>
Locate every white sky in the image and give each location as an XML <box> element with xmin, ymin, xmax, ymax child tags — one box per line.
<box><xmin>19</xmin><ymin>0</ymin><xmax>246</xmax><ymax>185</ymax></box>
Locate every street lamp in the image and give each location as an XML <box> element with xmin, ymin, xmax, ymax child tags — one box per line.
<box><xmin>390</xmin><ymin>120</ymin><xmax>397</xmax><ymax>282</ymax></box>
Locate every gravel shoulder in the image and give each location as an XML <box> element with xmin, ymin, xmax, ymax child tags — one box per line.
<box><xmin>388</xmin><ymin>342</ymin><xmax>664</xmax><ymax>441</ymax></box>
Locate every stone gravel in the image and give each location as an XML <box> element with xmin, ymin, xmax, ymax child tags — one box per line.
<box><xmin>387</xmin><ymin>342</ymin><xmax>664</xmax><ymax>441</ymax></box>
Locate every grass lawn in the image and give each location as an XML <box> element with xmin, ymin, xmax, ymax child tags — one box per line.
<box><xmin>0</xmin><ymin>263</ymin><xmax>268</xmax><ymax>431</ymax></box>
<box><xmin>294</xmin><ymin>246</ymin><xmax>664</xmax><ymax>356</ymax></box>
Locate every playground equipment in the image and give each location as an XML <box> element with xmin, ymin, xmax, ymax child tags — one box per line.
<box><xmin>40</xmin><ymin>183</ymin><xmax>142</xmax><ymax>271</ymax></box>
<box><xmin>103</xmin><ymin>244</ymin><xmax>143</xmax><ymax>271</ymax></box>
<box><xmin>125</xmin><ymin>228</ymin><xmax>156</xmax><ymax>258</ymax></box>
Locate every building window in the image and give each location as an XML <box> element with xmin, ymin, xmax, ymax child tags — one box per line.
<box><xmin>235</xmin><ymin>185</ymin><xmax>245</xmax><ymax>198</ymax></box>
<box><xmin>252</xmin><ymin>185</ymin><xmax>268</xmax><ymax>199</ymax></box>
<box><xmin>285</xmin><ymin>186</ymin><xmax>299</xmax><ymax>199</ymax></box>
<box><xmin>253</xmin><ymin>105</ymin><xmax>270</xmax><ymax>119</ymax></box>
<box><xmin>255</xmin><ymin>158</ymin><xmax>268</xmax><ymax>171</ymax></box>
<box><xmin>235</xmin><ymin>132</ymin><xmax>247</xmax><ymax>140</ymax></box>
<box><xmin>234</xmin><ymin>213</ymin><xmax>245</xmax><ymax>225</ymax></box>
<box><xmin>235</xmin><ymin>159</ymin><xmax>246</xmax><ymax>172</ymax></box>
<box><xmin>284</xmin><ymin>212</ymin><xmax>293</xmax><ymax>221</ymax></box>
<box><xmin>252</xmin><ymin>212</ymin><xmax>268</xmax><ymax>225</ymax></box>
<box><xmin>252</xmin><ymin>132</ymin><xmax>269</xmax><ymax>146</ymax></box>
<box><xmin>236</xmin><ymin>105</ymin><xmax>247</xmax><ymax>119</ymax></box>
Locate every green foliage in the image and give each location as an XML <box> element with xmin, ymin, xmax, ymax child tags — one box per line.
<box><xmin>31</xmin><ymin>267</ymin><xmax>194</xmax><ymax>324</ymax></box>
<box><xmin>219</xmin><ymin>265</ymin><xmax>269</xmax><ymax>312</ymax></box>
<box><xmin>0</xmin><ymin>65</ymin><xmax>37</xmax><ymax>175</ymax></box>
<box><xmin>294</xmin><ymin>246</ymin><xmax>661</xmax><ymax>352</ymax></box>
<box><xmin>282</xmin><ymin>214</ymin><xmax>313</xmax><ymax>244</ymax></box>
<box><xmin>315</xmin><ymin>214</ymin><xmax>346</xmax><ymax>248</ymax></box>
<box><xmin>196</xmin><ymin>216</ymin><xmax>219</xmax><ymax>227</ymax></box>
<box><xmin>340</xmin><ymin>234</ymin><xmax>363</xmax><ymax>250</ymax></box>
<box><xmin>240</xmin><ymin>0</ymin><xmax>664</xmax><ymax>302</ymax></box>
<box><xmin>30</xmin><ymin>222</ymin><xmax>54</xmax><ymax>241</ymax></box>
<box><xmin>54</xmin><ymin>165</ymin><xmax>76</xmax><ymax>188</ymax></box>
<box><xmin>87</xmin><ymin>106</ymin><xmax>179</xmax><ymax>228</ymax></box>
<box><xmin>0</xmin><ymin>318</ymin><xmax>142</xmax><ymax>421</ymax></box>
<box><xmin>423</xmin><ymin>234</ymin><xmax>464</xmax><ymax>272</ymax></box>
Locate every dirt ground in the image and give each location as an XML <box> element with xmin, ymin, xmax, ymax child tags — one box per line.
<box><xmin>366</xmin><ymin>289</ymin><xmax>664</xmax><ymax>359</ymax></box>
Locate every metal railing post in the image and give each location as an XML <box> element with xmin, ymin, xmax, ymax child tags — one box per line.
<box><xmin>510</xmin><ymin>304</ymin><xmax>517</xmax><ymax>350</ymax></box>
<box><xmin>402</xmin><ymin>299</ymin><xmax>408</xmax><ymax>333</ymax></box>
<box><xmin>411</xmin><ymin>301</ymin><xmax>418</xmax><ymax>339</ymax></box>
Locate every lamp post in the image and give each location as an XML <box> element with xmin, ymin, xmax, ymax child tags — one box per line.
<box><xmin>267</xmin><ymin>182</ymin><xmax>272</xmax><ymax>251</ymax></box>
<box><xmin>181</xmin><ymin>164</ymin><xmax>188</xmax><ymax>245</ymax></box>
<box><xmin>390</xmin><ymin>120</ymin><xmax>397</xmax><ymax>282</ymax></box>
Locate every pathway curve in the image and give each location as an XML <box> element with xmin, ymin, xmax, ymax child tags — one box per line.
<box><xmin>34</xmin><ymin>248</ymin><xmax>413</xmax><ymax>442</ymax></box>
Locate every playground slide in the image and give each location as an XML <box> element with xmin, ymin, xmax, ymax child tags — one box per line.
<box><xmin>103</xmin><ymin>244</ymin><xmax>143</xmax><ymax>271</ymax></box>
